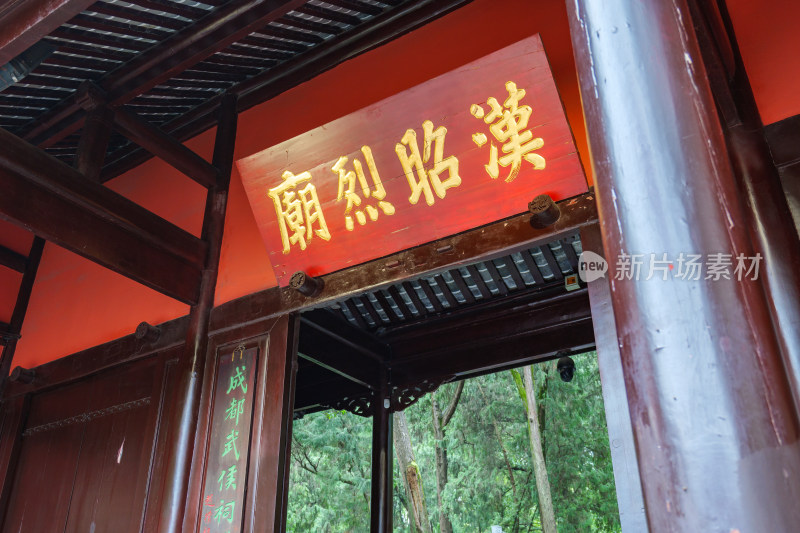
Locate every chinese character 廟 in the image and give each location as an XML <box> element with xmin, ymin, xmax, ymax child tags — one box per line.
<box><xmin>470</xmin><ymin>81</ymin><xmax>545</xmax><ymax>182</ymax></box>
<box><xmin>268</xmin><ymin>170</ymin><xmax>331</xmax><ymax>254</ymax></box>
<box><xmin>332</xmin><ymin>146</ymin><xmax>395</xmax><ymax>231</ymax></box>
<box><xmin>395</xmin><ymin>120</ymin><xmax>461</xmax><ymax>206</ymax></box>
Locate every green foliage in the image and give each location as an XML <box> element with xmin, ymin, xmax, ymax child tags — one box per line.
<box><xmin>287</xmin><ymin>352</ymin><xmax>621</xmax><ymax>533</ymax></box>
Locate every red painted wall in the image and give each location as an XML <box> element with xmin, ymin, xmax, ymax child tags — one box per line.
<box><xmin>4</xmin><ymin>0</ymin><xmax>799</xmax><ymax>368</ymax></box>
<box><xmin>727</xmin><ymin>0</ymin><xmax>800</xmax><ymax>124</ymax></box>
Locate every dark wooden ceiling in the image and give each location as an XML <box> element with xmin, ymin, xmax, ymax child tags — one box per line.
<box><xmin>0</xmin><ymin>0</ymin><xmax>472</xmax><ymax>180</ymax></box>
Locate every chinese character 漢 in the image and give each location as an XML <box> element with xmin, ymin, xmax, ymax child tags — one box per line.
<box><xmin>227</xmin><ymin>366</ymin><xmax>247</xmax><ymax>395</ymax></box>
<box><xmin>470</xmin><ymin>81</ymin><xmax>545</xmax><ymax>182</ymax></box>
<box><xmin>395</xmin><ymin>120</ymin><xmax>461</xmax><ymax>206</ymax></box>
<box><xmin>223</xmin><ymin>429</ymin><xmax>240</xmax><ymax>461</ymax></box>
<box><xmin>332</xmin><ymin>146</ymin><xmax>395</xmax><ymax>231</ymax></box>
<box><xmin>268</xmin><ymin>170</ymin><xmax>331</xmax><ymax>254</ymax></box>
<box><xmin>218</xmin><ymin>464</ymin><xmax>238</xmax><ymax>492</ymax></box>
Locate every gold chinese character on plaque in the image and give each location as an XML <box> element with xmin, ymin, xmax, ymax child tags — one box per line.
<box><xmin>332</xmin><ymin>146</ymin><xmax>395</xmax><ymax>231</ymax></box>
<box><xmin>395</xmin><ymin>120</ymin><xmax>461</xmax><ymax>206</ymax></box>
<box><xmin>470</xmin><ymin>81</ymin><xmax>545</xmax><ymax>182</ymax></box>
<box><xmin>267</xmin><ymin>170</ymin><xmax>331</xmax><ymax>254</ymax></box>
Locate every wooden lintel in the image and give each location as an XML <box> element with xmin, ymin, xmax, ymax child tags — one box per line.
<box><xmin>210</xmin><ymin>191</ymin><xmax>597</xmax><ymax>329</ymax></box>
<box><xmin>0</xmin><ymin>245</ymin><xmax>26</xmax><ymax>273</ymax></box>
<box><xmin>0</xmin><ymin>127</ymin><xmax>204</xmax><ymax>304</ymax></box>
<box><xmin>113</xmin><ymin>107</ymin><xmax>219</xmax><ymax>188</ymax></box>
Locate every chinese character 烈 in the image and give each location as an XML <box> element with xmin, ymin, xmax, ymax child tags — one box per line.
<box><xmin>268</xmin><ymin>170</ymin><xmax>331</xmax><ymax>254</ymax></box>
<box><xmin>395</xmin><ymin>120</ymin><xmax>461</xmax><ymax>206</ymax></box>
<box><xmin>332</xmin><ymin>146</ymin><xmax>395</xmax><ymax>231</ymax></box>
<box><xmin>470</xmin><ymin>81</ymin><xmax>545</xmax><ymax>182</ymax></box>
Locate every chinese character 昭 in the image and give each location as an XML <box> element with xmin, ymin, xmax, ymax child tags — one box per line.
<box><xmin>227</xmin><ymin>365</ymin><xmax>247</xmax><ymax>395</ymax></box>
<box><xmin>395</xmin><ymin>120</ymin><xmax>461</xmax><ymax>206</ymax></box>
<box><xmin>268</xmin><ymin>170</ymin><xmax>331</xmax><ymax>254</ymax></box>
<box><xmin>332</xmin><ymin>146</ymin><xmax>395</xmax><ymax>231</ymax></box>
<box><xmin>734</xmin><ymin>253</ymin><xmax>762</xmax><ymax>281</ymax></box>
<box><xmin>218</xmin><ymin>464</ymin><xmax>238</xmax><ymax>492</ymax></box>
<box><xmin>213</xmin><ymin>500</ymin><xmax>236</xmax><ymax>525</ymax></box>
<box><xmin>225</xmin><ymin>397</ymin><xmax>245</xmax><ymax>426</ymax></box>
<box><xmin>223</xmin><ymin>429</ymin><xmax>240</xmax><ymax>461</ymax></box>
<box><xmin>470</xmin><ymin>81</ymin><xmax>545</xmax><ymax>182</ymax></box>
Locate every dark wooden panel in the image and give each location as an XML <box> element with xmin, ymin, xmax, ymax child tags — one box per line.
<box><xmin>1</xmin><ymin>423</ymin><xmax>84</xmax><ymax>532</ymax></box>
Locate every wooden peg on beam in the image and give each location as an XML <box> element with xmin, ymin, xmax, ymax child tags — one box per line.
<box><xmin>290</xmin><ymin>271</ymin><xmax>324</xmax><ymax>297</ymax></box>
<box><xmin>529</xmin><ymin>194</ymin><xmax>561</xmax><ymax>228</ymax></box>
<box><xmin>8</xmin><ymin>366</ymin><xmax>35</xmax><ymax>384</ymax></box>
<box><xmin>134</xmin><ymin>321</ymin><xmax>161</xmax><ymax>343</ymax></box>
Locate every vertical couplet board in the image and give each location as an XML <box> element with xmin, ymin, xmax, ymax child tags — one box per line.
<box><xmin>198</xmin><ymin>346</ymin><xmax>257</xmax><ymax>533</ymax></box>
<box><xmin>237</xmin><ymin>34</ymin><xmax>589</xmax><ymax>286</ymax></box>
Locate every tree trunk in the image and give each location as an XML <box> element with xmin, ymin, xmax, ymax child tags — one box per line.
<box><xmin>430</xmin><ymin>381</ymin><xmax>463</xmax><ymax>533</ymax></box>
<box><xmin>394</xmin><ymin>410</ymin><xmax>432</xmax><ymax>533</ymax></box>
<box><xmin>523</xmin><ymin>366</ymin><xmax>557</xmax><ymax>533</ymax></box>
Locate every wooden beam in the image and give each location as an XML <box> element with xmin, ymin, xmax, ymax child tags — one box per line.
<box><xmin>388</xmin><ymin>288</ymin><xmax>594</xmax><ymax>386</ymax></box>
<box><xmin>0</xmin><ymin>127</ymin><xmax>205</xmax><ymax>304</ymax></box>
<box><xmin>0</xmin><ymin>245</ymin><xmax>26</xmax><ymax>273</ymax></box>
<box><xmin>113</xmin><ymin>106</ymin><xmax>219</xmax><ymax>188</ymax></box>
<box><xmin>0</xmin><ymin>0</ymin><xmax>95</xmax><ymax>64</ymax></box>
<box><xmin>298</xmin><ymin>310</ymin><xmax>386</xmax><ymax>390</ymax></box>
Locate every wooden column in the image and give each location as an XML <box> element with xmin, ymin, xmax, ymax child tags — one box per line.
<box><xmin>690</xmin><ymin>0</ymin><xmax>800</xmax><ymax>411</ymax></box>
<box><xmin>370</xmin><ymin>364</ymin><xmax>393</xmax><ymax>533</ymax></box>
<box><xmin>567</xmin><ymin>1</ymin><xmax>800</xmax><ymax>531</ymax></box>
<box><xmin>157</xmin><ymin>93</ymin><xmax>238</xmax><ymax>533</ymax></box>
<box><xmin>581</xmin><ymin>224</ymin><xmax>647</xmax><ymax>533</ymax></box>
<box><xmin>0</xmin><ymin>237</ymin><xmax>44</xmax><ymax>396</ymax></box>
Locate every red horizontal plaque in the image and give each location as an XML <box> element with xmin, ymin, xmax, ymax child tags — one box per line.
<box><xmin>237</xmin><ymin>35</ymin><xmax>588</xmax><ymax>286</ymax></box>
